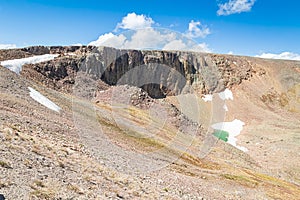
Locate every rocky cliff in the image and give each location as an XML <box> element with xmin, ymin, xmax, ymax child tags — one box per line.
<box><xmin>19</xmin><ymin>46</ymin><xmax>255</xmax><ymax>98</ymax></box>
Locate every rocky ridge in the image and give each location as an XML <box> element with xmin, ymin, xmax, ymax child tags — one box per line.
<box><xmin>14</xmin><ymin>46</ymin><xmax>256</xmax><ymax>98</ymax></box>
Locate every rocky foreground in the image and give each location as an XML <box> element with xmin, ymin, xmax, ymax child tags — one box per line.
<box><xmin>0</xmin><ymin>46</ymin><xmax>299</xmax><ymax>199</ymax></box>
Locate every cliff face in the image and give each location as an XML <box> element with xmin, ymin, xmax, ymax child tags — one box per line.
<box><xmin>20</xmin><ymin>46</ymin><xmax>254</xmax><ymax>97</ymax></box>
<box><xmin>79</xmin><ymin>47</ymin><xmax>255</xmax><ymax>97</ymax></box>
<box><xmin>20</xmin><ymin>46</ymin><xmax>255</xmax><ymax>98</ymax></box>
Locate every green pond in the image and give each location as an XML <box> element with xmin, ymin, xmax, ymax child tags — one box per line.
<box><xmin>213</xmin><ymin>130</ymin><xmax>229</xmax><ymax>142</ymax></box>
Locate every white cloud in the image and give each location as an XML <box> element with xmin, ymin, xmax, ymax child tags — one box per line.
<box><xmin>184</xmin><ymin>20</ymin><xmax>210</xmax><ymax>38</ymax></box>
<box><xmin>256</xmin><ymin>52</ymin><xmax>300</xmax><ymax>61</ymax></box>
<box><xmin>185</xmin><ymin>41</ymin><xmax>211</xmax><ymax>52</ymax></box>
<box><xmin>0</xmin><ymin>44</ymin><xmax>17</xmax><ymax>49</ymax></box>
<box><xmin>115</xmin><ymin>12</ymin><xmax>154</xmax><ymax>31</ymax></box>
<box><xmin>217</xmin><ymin>0</ymin><xmax>256</xmax><ymax>16</ymax></box>
<box><xmin>89</xmin><ymin>28</ymin><xmax>211</xmax><ymax>52</ymax></box>
<box><xmin>89</xmin><ymin>13</ymin><xmax>211</xmax><ymax>52</ymax></box>
<box><xmin>88</xmin><ymin>33</ymin><xmax>126</xmax><ymax>48</ymax></box>
<box><xmin>124</xmin><ymin>28</ymin><xmax>175</xmax><ymax>49</ymax></box>
<box><xmin>163</xmin><ymin>39</ymin><xmax>210</xmax><ymax>52</ymax></box>
<box><xmin>163</xmin><ymin>40</ymin><xmax>187</xmax><ymax>51</ymax></box>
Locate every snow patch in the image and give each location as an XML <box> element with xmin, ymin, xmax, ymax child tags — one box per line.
<box><xmin>0</xmin><ymin>54</ymin><xmax>58</xmax><ymax>74</ymax></box>
<box><xmin>28</xmin><ymin>87</ymin><xmax>61</xmax><ymax>112</ymax></box>
<box><xmin>202</xmin><ymin>94</ymin><xmax>213</xmax><ymax>102</ymax></box>
<box><xmin>223</xmin><ymin>104</ymin><xmax>229</xmax><ymax>111</ymax></box>
<box><xmin>211</xmin><ymin>119</ymin><xmax>248</xmax><ymax>152</ymax></box>
<box><xmin>218</xmin><ymin>88</ymin><xmax>233</xmax><ymax>100</ymax></box>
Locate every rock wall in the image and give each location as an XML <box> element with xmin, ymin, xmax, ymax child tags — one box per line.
<box><xmin>78</xmin><ymin>47</ymin><xmax>254</xmax><ymax>97</ymax></box>
<box><xmin>20</xmin><ymin>46</ymin><xmax>255</xmax><ymax>98</ymax></box>
<box><xmin>21</xmin><ymin>56</ymin><xmax>82</xmax><ymax>93</ymax></box>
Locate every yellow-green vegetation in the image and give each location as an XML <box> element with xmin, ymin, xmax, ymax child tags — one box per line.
<box><xmin>219</xmin><ymin>168</ymin><xmax>300</xmax><ymax>199</ymax></box>
<box><xmin>246</xmin><ymin>170</ymin><xmax>300</xmax><ymax>200</ymax></box>
<box><xmin>67</xmin><ymin>184</ymin><xmax>84</xmax><ymax>194</ymax></box>
<box><xmin>113</xmin><ymin>105</ymin><xmax>178</xmax><ymax>140</ymax></box>
<box><xmin>116</xmin><ymin>105</ymin><xmax>153</xmax><ymax>126</ymax></box>
<box><xmin>181</xmin><ymin>153</ymin><xmax>221</xmax><ymax>170</ymax></box>
<box><xmin>32</xmin><ymin>180</ymin><xmax>45</xmax><ymax>188</ymax></box>
<box><xmin>30</xmin><ymin>189</ymin><xmax>55</xmax><ymax>200</ymax></box>
<box><xmin>0</xmin><ymin>160</ymin><xmax>11</xmax><ymax>169</ymax></box>
<box><xmin>96</xmin><ymin>113</ymin><xmax>166</xmax><ymax>151</ymax></box>
<box><xmin>30</xmin><ymin>180</ymin><xmax>56</xmax><ymax>200</ymax></box>
<box><xmin>95</xmin><ymin>102</ymin><xmax>195</xmax><ymax>154</ymax></box>
<box><xmin>95</xmin><ymin>101</ymin><xmax>225</xmax><ymax>177</ymax></box>
<box><xmin>221</xmin><ymin>173</ymin><xmax>259</xmax><ymax>187</ymax></box>
<box><xmin>0</xmin><ymin>182</ymin><xmax>5</xmax><ymax>189</ymax></box>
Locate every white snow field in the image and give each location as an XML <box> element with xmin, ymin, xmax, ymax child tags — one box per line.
<box><xmin>28</xmin><ymin>87</ymin><xmax>61</xmax><ymax>112</ymax></box>
<box><xmin>202</xmin><ymin>88</ymin><xmax>234</xmax><ymax>102</ymax></box>
<box><xmin>202</xmin><ymin>94</ymin><xmax>213</xmax><ymax>102</ymax></box>
<box><xmin>223</xmin><ymin>104</ymin><xmax>229</xmax><ymax>111</ymax></box>
<box><xmin>211</xmin><ymin>119</ymin><xmax>248</xmax><ymax>152</ymax></box>
<box><xmin>0</xmin><ymin>54</ymin><xmax>58</xmax><ymax>74</ymax></box>
<box><xmin>218</xmin><ymin>88</ymin><xmax>233</xmax><ymax>100</ymax></box>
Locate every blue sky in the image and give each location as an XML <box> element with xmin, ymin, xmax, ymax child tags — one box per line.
<box><xmin>0</xmin><ymin>0</ymin><xmax>300</xmax><ymax>58</ymax></box>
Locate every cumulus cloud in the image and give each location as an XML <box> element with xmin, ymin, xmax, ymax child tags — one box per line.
<box><xmin>256</xmin><ymin>52</ymin><xmax>300</xmax><ymax>61</ymax></box>
<box><xmin>89</xmin><ymin>13</ymin><xmax>211</xmax><ymax>52</ymax></box>
<box><xmin>163</xmin><ymin>40</ymin><xmax>187</xmax><ymax>51</ymax></box>
<box><xmin>89</xmin><ymin>28</ymin><xmax>210</xmax><ymax>52</ymax></box>
<box><xmin>163</xmin><ymin>39</ymin><xmax>211</xmax><ymax>52</ymax></box>
<box><xmin>0</xmin><ymin>44</ymin><xmax>17</xmax><ymax>49</ymax></box>
<box><xmin>88</xmin><ymin>33</ymin><xmax>126</xmax><ymax>48</ymax></box>
<box><xmin>217</xmin><ymin>0</ymin><xmax>256</xmax><ymax>16</ymax></box>
<box><xmin>184</xmin><ymin>20</ymin><xmax>210</xmax><ymax>38</ymax></box>
<box><xmin>115</xmin><ymin>13</ymin><xmax>154</xmax><ymax>31</ymax></box>
<box><xmin>123</xmin><ymin>28</ymin><xmax>175</xmax><ymax>49</ymax></box>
